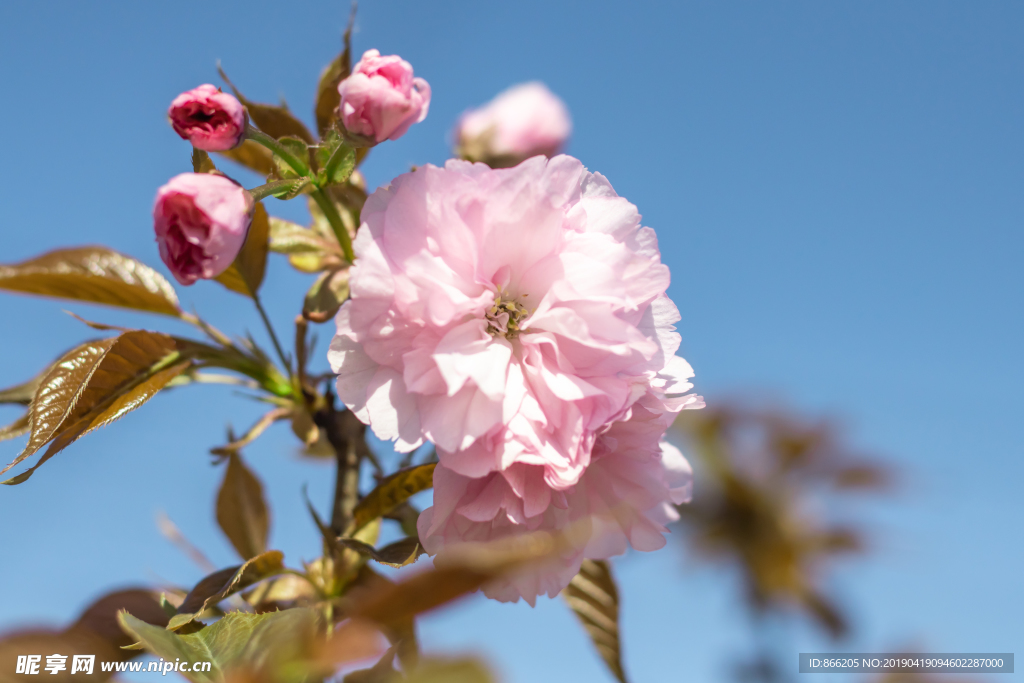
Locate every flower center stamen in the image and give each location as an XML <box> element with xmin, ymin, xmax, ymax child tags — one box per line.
<box><xmin>486</xmin><ymin>292</ymin><xmax>529</xmax><ymax>339</ymax></box>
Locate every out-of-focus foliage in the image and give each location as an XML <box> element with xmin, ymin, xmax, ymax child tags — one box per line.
<box><xmin>673</xmin><ymin>403</ymin><xmax>890</xmax><ymax>638</ymax></box>
<box><xmin>561</xmin><ymin>560</ymin><xmax>627</xmax><ymax>683</ymax></box>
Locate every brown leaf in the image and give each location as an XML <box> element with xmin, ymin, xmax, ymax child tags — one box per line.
<box><xmin>1</xmin><ymin>331</ymin><xmax>191</xmax><ymax>485</ymax></box>
<box><xmin>336</xmin><ymin>537</ymin><xmax>424</xmax><ymax>568</ymax></box>
<box><xmin>0</xmin><ymin>246</ymin><xmax>181</xmax><ymax>316</ymax></box>
<box><xmin>561</xmin><ymin>560</ymin><xmax>629</xmax><ymax>683</ymax></box>
<box><xmin>72</xmin><ymin>588</ymin><xmax>169</xmax><ymax>653</ymax></box>
<box><xmin>303</xmin><ymin>267</ymin><xmax>350</xmax><ymax>323</ymax></box>
<box><xmin>348</xmin><ymin>530</ymin><xmax>565</xmax><ymax>630</ymax></box>
<box><xmin>216</xmin><ymin>453</ymin><xmax>271</xmax><ymax>560</ymax></box>
<box><xmin>214</xmin><ymin>203</ymin><xmax>270</xmax><ymax>297</ymax></box>
<box><xmin>314</xmin><ymin>10</ymin><xmax>355</xmax><ymax>137</ymax></box>
<box><xmin>218</xmin><ymin>140</ymin><xmax>275</xmax><ymax>176</ymax></box>
<box><xmin>219</xmin><ymin>66</ymin><xmax>315</xmax><ymax>143</ymax></box>
<box><xmin>192</xmin><ymin>148</ymin><xmax>218</xmax><ymax>174</ymax></box>
<box><xmin>0</xmin><ymin>412</ymin><xmax>29</xmax><ymax>442</ymax></box>
<box><xmin>350</xmin><ymin>463</ymin><xmax>436</xmax><ymax>534</ymax></box>
<box><xmin>172</xmin><ymin>551</ymin><xmax>286</xmax><ymax>630</ymax></box>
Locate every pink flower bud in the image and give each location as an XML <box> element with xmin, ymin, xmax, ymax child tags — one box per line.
<box><xmin>153</xmin><ymin>173</ymin><xmax>253</xmax><ymax>286</ymax></box>
<box><xmin>455</xmin><ymin>82</ymin><xmax>571</xmax><ymax>167</ymax></box>
<box><xmin>337</xmin><ymin>49</ymin><xmax>431</xmax><ymax>143</ymax></box>
<box><xmin>168</xmin><ymin>84</ymin><xmax>247</xmax><ymax>152</ymax></box>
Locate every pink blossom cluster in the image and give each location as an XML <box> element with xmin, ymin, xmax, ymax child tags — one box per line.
<box><xmin>329</xmin><ymin>155</ymin><xmax>702</xmax><ymax>603</ymax></box>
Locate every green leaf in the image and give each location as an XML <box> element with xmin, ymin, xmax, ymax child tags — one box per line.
<box><xmin>337</xmin><ymin>537</ymin><xmax>424</xmax><ymax>568</ymax></box>
<box><xmin>120</xmin><ymin>609</ymin><xmax>322</xmax><ymax>683</ymax></box>
<box><xmin>314</xmin><ymin>12</ymin><xmax>354</xmax><ymax>137</ymax></box>
<box><xmin>319</xmin><ymin>142</ymin><xmax>356</xmax><ymax>186</ymax></box>
<box><xmin>349</xmin><ymin>463</ymin><xmax>436</xmax><ymax>534</ymax></box>
<box><xmin>0</xmin><ymin>246</ymin><xmax>181</xmax><ymax>316</ymax></box>
<box><xmin>303</xmin><ymin>267</ymin><xmax>350</xmax><ymax>323</ymax></box>
<box><xmin>219</xmin><ymin>66</ymin><xmax>315</xmax><ymax>144</ymax></box>
<box><xmin>561</xmin><ymin>560</ymin><xmax>629</xmax><ymax>683</ymax></box>
<box><xmin>1</xmin><ymin>331</ymin><xmax>192</xmax><ymax>485</ymax></box>
<box><xmin>216</xmin><ymin>453</ymin><xmax>270</xmax><ymax>560</ymax></box>
<box><xmin>172</xmin><ymin>551</ymin><xmax>286</xmax><ymax>630</ymax></box>
<box><xmin>214</xmin><ymin>202</ymin><xmax>270</xmax><ymax>297</ymax></box>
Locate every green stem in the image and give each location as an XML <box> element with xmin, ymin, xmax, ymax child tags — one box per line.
<box><xmin>252</xmin><ymin>294</ymin><xmax>292</xmax><ymax>376</ymax></box>
<box><xmin>311</xmin><ymin>188</ymin><xmax>355</xmax><ymax>263</ymax></box>
<box><xmin>245</xmin><ymin>124</ymin><xmax>309</xmax><ymax>175</ymax></box>
<box><xmin>248</xmin><ymin>178</ymin><xmax>306</xmax><ymax>202</ymax></box>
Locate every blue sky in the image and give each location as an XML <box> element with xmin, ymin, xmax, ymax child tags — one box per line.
<box><xmin>0</xmin><ymin>2</ymin><xmax>1021</xmax><ymax>681</ymax></box>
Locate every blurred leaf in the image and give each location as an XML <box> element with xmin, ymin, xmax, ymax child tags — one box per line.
<box><xmin>244</xmin><ymin>574</ymin><xmax>318</xmax><ymax>610</ymax></box>
<box><xmin>216</xmin><ymin>453</ymin><xmax>271</xmax><ymax>560</ymax></box>
<box><xmin>215</xmin><ymin>203</ymin><xmax>270</xmax><ymax>297</ymax></box>
<box><xmin>73</xmin><ymin>588</ymin><xmax>169</xmax><ymax>654</ymax></box>
<box><xmin>342</xmin><ymin>647</ymin><xmax>398</xmax><ymax>683</ymax></box>
<box><xmin>303</xmin><ymin>267</ymin><xmax>350</xmax><ymax>323</ymax></box>
<box><xmin>0</xmin><ymin>411</ymin><xmax>29</xmax><ymax>442</ymax></box>
<box><xmin>120</xmin><ymin>609</ymin><xmax>321</xmax><ymax>683</ymax></box>
<box><xmin>404</xmin><ymin>659</ymin><xmax>495</xmax><ymax>683</ymax></box>
<box><xmin>0</xmin><ymin>372</ymin><xmax>43</xmax><ymax>405</ymax></box>
<box><xmin>219</xmin><ymin>66</ymin><xmax>315</xmax><ymax>144</ymax></box>
<box><xmin>314</xmin><ymin>13</ymin><xmax>354</xmax><ymax>137</ymax></box>
<box><xmin>218</xmin><ymin>140</ymin><xmax>275</xmax><ymax>176</ymax></box>
<box><xmin>269</xmin><ymin>218</ymin><xmax>336</xmax><ymax>255</ymax></box>
<box><xmin>672</xmin><ymin>405</ymin><xmax>888</xmax><ymax>640</ymax></box>
<box><xmin>350</xmin><ymin>463</ymin><xmax>436</xmax><ymax>534</ymax></box>
<box><xmin>290</xmin><ymin>405</ymin><xmax>320</xmax><ymax>447</ymax></box>
<box><xmin>337</xmin><ymin>537</ymin><xmax>424</xmax><ymax>568</ymax></box>
<box><xmin>0</xmin><ymin>246</ymin><xmax>181</xmax><ymax>316</ymax></box>
<box><xmin>561</xmin><ymin>560</ymin><xmax>628</xmax><ymax>683</ymax></box>
<box><xmin>0</xmin><ymin>588</ymin><xmax>167</xmax><ymax>682</ymax></box>
<box><xmin>172</xmin><ymin>551</ymin><xmax>286</xmax><ymax>630</ymax></box>
<box><xmin>348</xmin><ymin>530</ymin><xmax>565</xmax><ymax>630</ymax></box>
<box><xmin>192</xmin><ymin>148</ymin><xmax>218</xmax><ymax>173</ymax></box>
<box><xmin>2</xmin><ymin>331</ymin><xmax>191</xmax><ymax>485</ymax></box>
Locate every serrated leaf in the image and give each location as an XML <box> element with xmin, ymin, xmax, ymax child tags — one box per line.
<box><xmin>350</xmin><ymin>463</ymin><xmax>436</xmax><ymax>534</ymax></box>
<box><xmin>337</xmin><ymin>537</ymin><xmax>424</xmax><ymax>568</ymax></box>
<box><xmin>0</xmin><ymin>246</ymin><xmax>181</xmax><ymax>316</ymax></box>
<box><xmin>219</xmin><ymin>66</ymin><xmax>315</xmax><ymax>144</ymax></box>
<box><xmin>314</xmin><ymin>14</ymin><xmax>354</xmax><ymax>136</ymax></box>
<box><xmin>218</xmin><ymin>140</ymin><xmax>275</xmax><ymax>176</ymax></box>
<box><xmin>561</xmin><ymin>560</ymin><xmax>628</xmax><ymax>683</ymax></box>
<box><xmin>303</xmin><ymin>267</ymin><xmax>349</xmax><ymax>323</ymax></box>
<box><xmin>216</xmin><ymin>453</ymin><xmax>270</xmax><ymax>560</ymax></box>
<box><xmin>0</xmin><ymin>411</ymin><xmax>30</xmax><ymax>442</ymax></box>
<box><xmin>214</xmin><ymin>202</ymin><xmax>270</xmax><ymax>297</ymax></box>
<box><xmin>1</xmin><ymin>331</ymin><xmax>191</xmax><ymax>485</ymax></box>
<box><xmin>120</xmin><ymin>609</ymin><xmax>321</xmax><ymax>683</ymax></box>
<box><xmin>172</xmin><ymin>551</ymin><xmax>286</xmax><ymax>630</ymax></box>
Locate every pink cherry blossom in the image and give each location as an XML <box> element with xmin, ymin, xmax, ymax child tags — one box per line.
<box><xmin>455</xmin><ymin>82</ymin><xmax>571</xmax><ymax>167</ymax></box>
<box><xmin>153</xmin><ymin>173</ymin><xmax>253</xmax><ymax>286</ymax></box>
<box><xmin>168</xmin><ymin>84</ymin><xmax>247</xmax><ymax>152</ymax></box>
<box><xmin>329</xmin><ymin>155</ymin><xmax>703</xmax><ymax>600</ymax></box>
<box><xmin>337</xmin><ymin>49</ymin><xmax>431</xmax><ymax>143</ymax></box>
